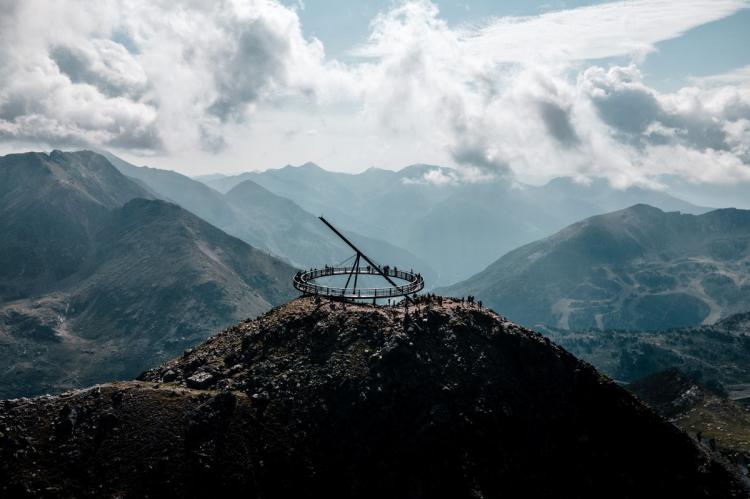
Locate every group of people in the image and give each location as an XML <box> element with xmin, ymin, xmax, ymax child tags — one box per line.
<box><xmin>463</xmin><ymin>295</ymin><xmax>480</xmax><ymax>307</ymax></box>
<box><xmin>384</xmin><ymin>293</ymin><xmax>483</xmax><ymax>309</ymax></box>
<box><xmin>421</xmin><ymin>293</ymin><xmax>443</xmax><ymax>306</ymax></box>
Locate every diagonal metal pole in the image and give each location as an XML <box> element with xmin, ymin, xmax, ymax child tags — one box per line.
<box><xmin>318</xmin><ymin>216</ymin><xmax>414</xmax><ymax>303</ymax></box>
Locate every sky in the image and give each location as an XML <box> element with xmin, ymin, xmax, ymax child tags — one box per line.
<box><xmin>1</xmin><ymin>0</ymin><xmax>749</xmax><ymax>190</ymax></box>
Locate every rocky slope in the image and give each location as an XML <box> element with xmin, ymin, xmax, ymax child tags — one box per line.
<box><xmin>441</xmin><ymin>204</ymin><xmax>750</xmax><ymax>330</ymax></box>
<box><xmin>0</xmin><ymin>151</ymin><xmax>297</xmax><ymax>399</ymax></box>
<box><xmin>0</xmin><ymin>297</ymin><xmax>745</xmax><ymax>497</ymax></box>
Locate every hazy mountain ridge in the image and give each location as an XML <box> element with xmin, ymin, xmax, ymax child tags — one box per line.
<box><xmin>0</xmin><ymin>151</ymin><xmax>154</xmax><ymax>301</ymax></box>
<box><xmin>0</xmin><ymin>151</ymin><xmax>297</xmax><ymax>399</ymax></box>
<box><xmin>223</xmin><ymin>179</ymin><xmax>432</xmax><ymax>277</ymax></box>
<box><xmin>441</xmin><ymin>204</ymin><xmax>750</xmax><ymax>331</ymax></box>
<box><xmin>0</xmin><ymin>297</ymin><xmax>745</xmax><ymax>497</ymax></box>
<box><xmin>104</xmin><ymin>152</ymin><xmax>435</xmax><ymax>279</ymax></box>
<box><xmin>200</xmin><ymin>162</ymin><xmax>707</xmax><ymax>285</ymax></box>
<box><xmin>100</xmin><ymin>150</ymin><xmax>245</xmax><ymax>234</ymax></box>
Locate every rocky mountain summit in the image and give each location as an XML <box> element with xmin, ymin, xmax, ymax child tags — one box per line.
<box><xmin>1</xmin><ymin>297</ymin><xmax>745</xmax><ymax>497</ymax></box>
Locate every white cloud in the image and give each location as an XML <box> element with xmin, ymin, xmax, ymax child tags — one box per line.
<box><xmin>0</xmin><ymin>0</ymin><xmax>749</xmax><ymax>188</ymax></box>
<box><xmin>0</xmin><ymin>1</ymin><xmax>161</xmax><ymax>150</ymax></box>
<box><xmin>345</xmin><ymin>0</ymin><xmax>750</xmax><ymax>185</ymax></box>
<box><xmin>579</xmin><ymin>65</ymin><xmax>750</xmax><ymax>164</ymax></box>
<box><xmin>0</xmin><ymin>0</ymin><xmax>335</xmax><ymax>153</ymax></box>
<box><xmin>401</xmin><ymin>168</ymin><xmax>458</xmax><ymax>185</ymax></box>
<box><xmin>689</xmin><ymin>64</ymin><xmax>750</xmax><ymax>87</ymax></box>
<box><xmin>465</xmin><ymin>0</ymin><xmax>748</xmax><ymax>64</ymax></box>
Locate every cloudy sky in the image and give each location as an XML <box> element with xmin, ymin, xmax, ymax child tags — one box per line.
<box><xmin>1</xmin><ymin>0</ymin><xmax>749</xmax><ymax>191</ymax></box>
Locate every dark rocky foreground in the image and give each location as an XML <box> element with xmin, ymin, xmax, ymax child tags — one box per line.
<box><xmin>1</xmin><ymin>297</ymin><xmax>746</xmax><ymax>498</ymax></box>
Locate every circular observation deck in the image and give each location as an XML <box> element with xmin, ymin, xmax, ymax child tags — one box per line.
<box><xmin>293</xmin><ymin>266</ymin><xmax>424</xmax><ymax>300</ymax></box>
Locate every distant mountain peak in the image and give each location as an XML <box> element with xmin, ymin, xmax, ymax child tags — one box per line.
<box><xmin>118</xmin><ymin>197</ymin><xmax>182</xmax><ymax>219</ymax></box>
<box><xmin>441</xmin><ymin>204</ymin><xmax>750</xmax><ymax>331</ymax></box>
<box><xmin>280</xmin><ymin>161</ymin><xmax>323</xmax><ymax>171</ymax></box>
<box><xmin>622</xmin><ymin>203</ymin><xmax>665</xmax><ymax>213</ymax></box>
<box><xmin>300</xmin><ymin>161</ymin><xmax>322</xmax><ymax>169</ymax></box>
<box><xmin>226</xmin><ymin>178</ymin><xmax>271</xmax><ymax>195</ymax></box>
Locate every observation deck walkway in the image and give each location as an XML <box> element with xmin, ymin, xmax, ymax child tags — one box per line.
<box><xmin>293</xmin><ymin>266</ymin><xmax>424</xmax><ymax>300</ymax></box>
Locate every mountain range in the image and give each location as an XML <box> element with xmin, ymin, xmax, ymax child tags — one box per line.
<box><xmin>4</xmin><ymin>150</ymin><xmax>748</xmax><ymax>399</ymax></box>
<box><xmin>2</xmin><ymin>149</ymin><xmax>749</xmax><ymax>494</ymax></box>
<box><xmin>0</xmin><ymin>151</ymin><xmax>296</xmax><ymax>399</ymax></box>
<box><xmin>200</xmin><ymin>163</ymin><xmax>708</xmax><ymax>285</ymax></box>
<box><xmin>0</xmin><ymin>150</ymin><xmax>150</xmax><ymax>301</ymax></box>
<box><xmin>1</xmin><ymin>297</ymin><xmax>745</xmax><ymax>497</ymax></box>
<box><xmin>441</xmin><ymin>204</ymin><xmax>750</xmax><ymax>331</ymax></box>
<box><xmin>102</xmin><ymin>152</ymin><xmax>433</xmax><ymax>279</ymax></box>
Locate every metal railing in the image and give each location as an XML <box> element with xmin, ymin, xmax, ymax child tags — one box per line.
<box><xmin>293</xmin><ymin>266</ymin><xmax>424</xmax><ymax>299</ymax></box>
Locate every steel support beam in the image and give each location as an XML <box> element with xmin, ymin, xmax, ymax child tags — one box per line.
<box><xmin>317</xmin><ymin>216</ymin><xmax>418</xmax><ymax>303</ymax></box>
